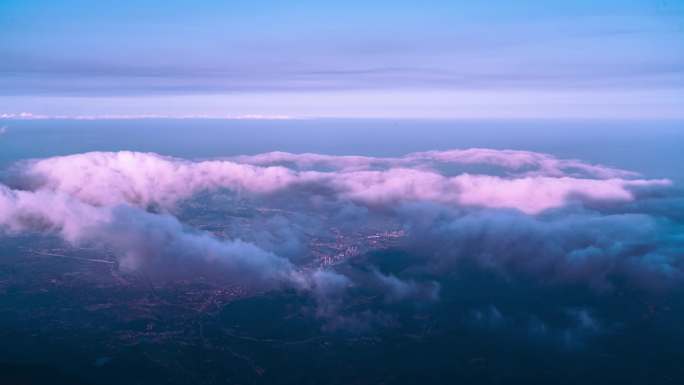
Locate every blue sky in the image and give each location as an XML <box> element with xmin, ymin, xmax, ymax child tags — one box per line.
<box><xmin>1</xmin><ymin>0</ymin><xmax>683</xmax><ymax>118</ymax></box>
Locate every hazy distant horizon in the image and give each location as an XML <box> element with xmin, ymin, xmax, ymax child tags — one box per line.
<box><xmin>1</xmin><ymin>118</ymin><xmax>682</xmax><ymax>180</ymax></box>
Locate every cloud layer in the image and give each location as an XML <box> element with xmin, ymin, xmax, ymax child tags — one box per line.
<box><xmin>1</xmin><ymin>148</ymin><xmax>681</xmax><ymax>318</ymax></box>
<box><xmin>0</xmin><ymin>184</ymin><xmax>298</xmax><ymax>289</ymax></box>
<box><xmin>11</xmin><ymin>149</ymin><xmax>667</xmax><ymax>214</ymax></box>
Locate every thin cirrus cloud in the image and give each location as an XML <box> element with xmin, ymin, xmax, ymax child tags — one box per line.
<box><xmin>1</xmin><ymin>0</ymin><xmax>682</xmax><ymax>118</ymax></box>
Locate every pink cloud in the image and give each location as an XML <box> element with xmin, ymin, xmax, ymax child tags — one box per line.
<box><xmin>329</xmin><ymin>170</ymin><xmax>668</xmax><ymax>214</ymax></box>
<box><xmin>0</xmin><ymin>183</ymin><xmax>302</xmax><ymax>287</ymax></box>
<box><xmin>235</xmin><ymin>148</ymin><xmax>639</xmax><ymax>179</ymax></box>
<box><xmin>14</xmin><ymin>149</ymin><xmax>668</xmax><ymax>215</ymax></box>
<box><xmin>0</xmin><ymin>148</ymin><xmax>679</xmax><ymax>295</ymax></box>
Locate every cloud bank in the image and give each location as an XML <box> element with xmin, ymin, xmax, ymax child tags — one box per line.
<box><xmin>12</xmin><ymin>149</ymin><xmax>667</xmax><ymax>214</ymax></box>
<box><xmin>1</xmin><ymin>148</ymin><xmax>681</xmax><ymax>320</ymax></box>
<box><xmin>0</xmin><ymin>184</ymin><xmax>298</xmax><ymax>289</ymax></box>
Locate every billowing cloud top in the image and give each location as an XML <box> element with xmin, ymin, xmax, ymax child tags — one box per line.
<box><xmin>13</xmin><ymin>149</ymin><xmax>667</xmax><ymax>214</ymax></box>
<box><xmin>0</xmin><ymin>148</ymin><xmax>681</xmax><ymax>308</ymax></box>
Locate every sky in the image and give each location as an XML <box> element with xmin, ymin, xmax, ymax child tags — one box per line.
<box><xmin>1</xmin><ymin>0</ymin><xmax>683</xmax><ymax>119</ymax></box>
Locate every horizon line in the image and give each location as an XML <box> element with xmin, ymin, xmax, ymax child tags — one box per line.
<box><xmin>2</xmin><ymin>112</ymin><xmax>683</xmax><ymax>122</ymax></box>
